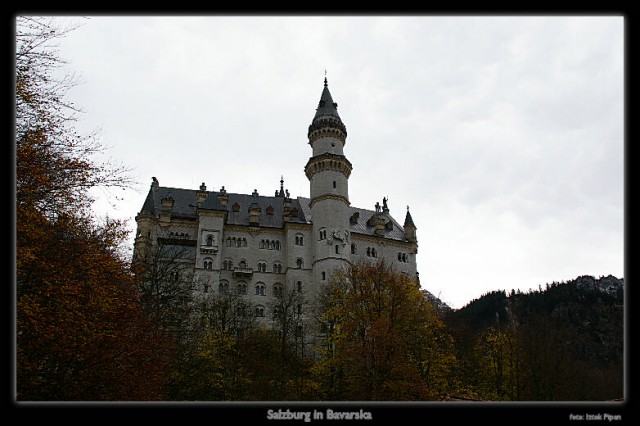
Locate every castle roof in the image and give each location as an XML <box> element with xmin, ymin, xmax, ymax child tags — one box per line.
<box><xmin>313</xmin><ymin>77</ymin><xmax>341</xmax><ymax>120</ymax></box>
<box><xmin>139</xmin><ymin>184</ymin><xmax>410</xmax><ymax>242</ymax></box>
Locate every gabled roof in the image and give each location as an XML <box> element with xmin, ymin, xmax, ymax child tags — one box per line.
<box><xmin>139</xmin><ymin>186</ymin><xmax>409</xmax><ymax>241</ymax></box>
<box><xmin>139</xmin><ymin>185</ymin><xmax>309</xmax><ymax>227</ymax></box>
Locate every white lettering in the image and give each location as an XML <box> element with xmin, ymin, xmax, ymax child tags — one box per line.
<box><xmin>326</xmin><ymin>409</ymin><xmax>373</xmax><ymax>420</ymax></box>
<box><xmin>604</xmin><ymin>413</ymin><xmax>622</xmax><ymax>422</ymax></box>
<box><xmin>266</xmin><ymin>409</ymin><xmax>312</xmax><ymax>422</ymax></box>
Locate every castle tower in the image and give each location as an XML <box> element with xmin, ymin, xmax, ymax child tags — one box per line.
<box><xmin>305</xmin><ymin>77</ymin><xmax>353</xmax><ymax>290</ymax></box>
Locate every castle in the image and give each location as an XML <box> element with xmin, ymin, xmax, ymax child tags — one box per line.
<box><xmin>132</xmin><ymin>78</ymin><xmax>419</xmax><ymax>322</ymax></box>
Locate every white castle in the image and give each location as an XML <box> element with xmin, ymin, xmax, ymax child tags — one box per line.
<box><xmin>132</xmin><ymin>77</ymin><xmax>419</xmax><ymax>322</ymax></box>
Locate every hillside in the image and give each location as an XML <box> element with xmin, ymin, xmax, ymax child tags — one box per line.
<box><xmin>442</xmin><ymin>275</ymin><xmax>624</xmax><ymax>400</ymax></box>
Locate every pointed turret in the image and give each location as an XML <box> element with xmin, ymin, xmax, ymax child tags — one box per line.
<box><xmin>313</xmin><ymin>77</ymin><xmax>342</xmax><ymax>120</ymax></box>
<box><xmin>305</xmin><ymin>76</ymin><xmax>352</xmax><ymax>292</ymax></box>
<box><xmin>404</xmin><ymin>206</ymin><xmax>417</xmax><ymax>243</ymax></box>
<box><xmin>307</xmin><ymin>77</ymin><xmax>348</xmax><ymax>152</ymax></box>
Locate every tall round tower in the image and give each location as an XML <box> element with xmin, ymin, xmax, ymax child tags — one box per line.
<box><xmin>305</xmin><ymin>77</ymin><xmax>353</xmax><ymax>288</ymax></box>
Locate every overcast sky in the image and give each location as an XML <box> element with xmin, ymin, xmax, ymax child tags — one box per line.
<box><xmin>46</xmin><ymin>15</ymin><xmax>624</xmax><ymax>309</ymax></box>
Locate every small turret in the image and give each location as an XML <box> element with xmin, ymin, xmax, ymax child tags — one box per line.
<box><xmin>217</xmin><ymin>185</ymin><xmax>228</xmax><ymax>207</ymax></box>
<box><xmin>404</xmin><ymin>206</ymin><xmax>417</xmax><ymax>243</ymax></box>
<box><xmin>248</xmin><ymin>189</ymin><xmax>261</xmax><ymax>226</ymax></box>
<box><xmin>197</xmin><ymin>182</ymin><xmax>208</xmax><ymax>204</ymax></box>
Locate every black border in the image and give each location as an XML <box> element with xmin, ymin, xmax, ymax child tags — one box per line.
<box><xmin>9</xmin><ymin>7</ymin><xmax>634</xmax><ymax>424</ymax></box>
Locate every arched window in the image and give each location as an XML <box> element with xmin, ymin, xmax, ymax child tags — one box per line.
<box><xmin>351</xmin><ymin>243</ymin><xmax>357</xmax><ymax>254</ymax></box>
<box><xmin>254</xmin><ymin>305</ymin><xmax>265</xmax><ymax>317</ymax></box>
<box><xmin>297</xmin><ymin>281</ymin><xmax>303</xmax><ymax>292</ymax></box>
<box><xmin>321</xmin><ymin>271</ymin><xmax>326</xmax><ymax>281</ymax></box>
<box><xmin>295</xmin><ymin>233</ymin><xmax>304</xmax><ymax>246</ymax></box>
<box><xmin>335</xmin><ymin>245</ymin><xmax>340</xmax><ymax>254</ymax></box>
<box><xmin>237</xmin><ymin>282</ymin><xmax>247</xmax><ymax>295</ymax></box>
<box><xmin>255</xmin><ymin>282</ymin><xmax>266</xmax><ymax>296</ymax></box>
<box><xmin>273</xmin><ymin>306</ymin><xmax>282</xmax><ymax>319</ymax></box>
<box><xmin>206</xmin><ymin>235</ymin><xmax>214</xmax><ymax>246</ymax></box>
<box><xmin>219</xmin><ymin>281</ymin><xmax>229</xmax><ymax>294</ymax></box>
<box><xmin>273</xmin><ymin>283</ymin><xmax>283</xmax><ymax>298</ymax></box>
<box><xmin>236</xmin><ymin>306</ymin><xmax>246</xmax><ymax>317</ymax></box>
<box><xmin>257</xmin><ymin>261</ymin><xmax>267</xmax><ymax>273</ymax></box>
<box><xmin>319</xmin><ymin>229</ymin><xmax>327</xmax><ymax>240</ymax></box>
<box><xmin>203</xmin><ymin>257</ymin><xmax>213</xmax><ymax>270</ymax></box>
<box><xmin>274</xmin><ymin>240</ymin><xmax>281</xmax><ymax>250</ymax></box>
<box><xmin>259</xmin><ymin>240</ymin><xmax>266</xmax><ymax>249</ymax></box>
<box><xmin>296</xmin><ymin>258</ymin><xmax>304</xmax><ymax>269</ymax></box>
<box><xmin>273</xmin><ymin>262</ymin><xmax>282</xmax><ymax>273</ymax></box>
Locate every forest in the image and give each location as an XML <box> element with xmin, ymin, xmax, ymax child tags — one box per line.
<box><xmin>15</xmin><ymin>17</ymin><xmax>624</xmax><ymax>404</ymax></box>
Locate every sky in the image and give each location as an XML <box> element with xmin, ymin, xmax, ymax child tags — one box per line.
<box><xmin>43</xmin><ymin>15</ymin><xmax>624</xmax><ymax>309</ymax></box>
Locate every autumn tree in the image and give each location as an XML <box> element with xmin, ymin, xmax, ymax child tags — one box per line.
<box><xmin>16</xmin><ymin>215</ymin><xmax>170</xmax><ymax>400</ymax></box>
<box><xmin>133</xmin><ymin>239</ymin><xmax>200</xmax><ymax>341</ymax></box>
<box><xmin>313</xmin><ymin>260</ymin><xmax>454</xmax><ymax>400</ymax></box>
<box><xmin>472</xmin><ymin>325</ymin><xmax>523</xmax><ymax>400</ymax></box>
<box><xmin>267</xmin><ymin>281</ymin><xmax>314</xmax><ymax>399</ymax></box>
<box><xmin>16</xmin><ymin>16</ymin><xmax>131</xmax><ymax>220</ymax></box>
<box><xmin>15</xmin><ymin>16</ymin><xmax>167</xmax><ymax>401</ymax></box>
<box><xmin>164</xmin><ymin>290</ymin><xmax>257</xmax><ymax>400</ymax></box>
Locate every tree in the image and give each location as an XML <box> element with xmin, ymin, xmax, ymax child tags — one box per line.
<box><xmin>133</xmin><ymin>240</ymin><xmax>199</xmax><ymax>340</ymax></box>
<box><xmin>268</xmin><ymin>282</ymin><xmax>313</xmax><ymax>399</ymax></box>
<box><xmin>15</xmin><ymin>16</ymin><xmax>132</xmax><ymax>221</ymax></box>
<box><xmin>15</xmin><ymin>17</ymin><xmax>167</xmax><ymax>401</ymax></box>
<box><xmin>473</xmin><ymin>326</ymin><xmax>523</xmax><ymax>400</ymax></box>
<box><xmin>16</xmin><ymin>212</ymin><xmax>171</xmax><ymax>400</ymax></box>
<box><xmin>164</xmin><ymin>290</ymin><xmax>257</xmax><ymax>400</ymax></box>
<box><xmin>313</xmin><ymin>260</ymin><xmax>453</xmax><ymax>400</ymax></box>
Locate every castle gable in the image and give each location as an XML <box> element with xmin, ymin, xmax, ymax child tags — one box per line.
<box><xmin>297</xmin><ymin>197</ymin><xmax>408</xmax><ymax>242</ymax></box>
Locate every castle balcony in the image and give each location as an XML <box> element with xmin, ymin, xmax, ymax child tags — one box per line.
<box><xmin>233</xmin><ymin>267</ymin><xmax>254</xmax><ymax>278</ymax></box>
<box><xmin>200</xmin><ymin>247</ymin><xmax>218</xmax><ymax>255</ymax></box>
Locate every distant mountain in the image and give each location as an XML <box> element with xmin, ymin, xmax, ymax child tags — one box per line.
<box><xmin>422</xmin><ymin>288</ymin><xmax>451</xmax><ymax>312</ymax></box>
<box><xmin>442</xmin><ymin>275</ymin><xmax>624</xmax><ymax>401</ymax></box>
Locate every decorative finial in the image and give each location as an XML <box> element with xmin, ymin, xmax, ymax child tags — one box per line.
<box><xmin>324</xmin><ymin>70</ymin><xmax>328</xmax><ymax>87</ymax></box>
